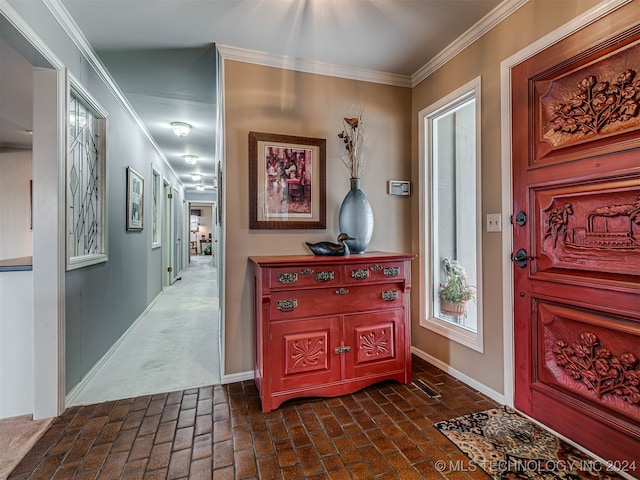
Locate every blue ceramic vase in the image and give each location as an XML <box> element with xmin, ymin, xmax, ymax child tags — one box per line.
<box><xmin>338</xmin><ymin>178</ymin><xmax>374</xmax><ymax>254</ymax></box>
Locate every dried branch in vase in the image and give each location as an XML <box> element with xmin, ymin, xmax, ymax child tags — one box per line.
<box><xmin>338</xmin><ymin>111</ymin><xmax>365</xmax><ymax>178</ymax></box>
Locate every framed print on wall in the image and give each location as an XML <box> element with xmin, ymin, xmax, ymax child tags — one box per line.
<box><xmin>249</xmin><ymin>131</ymin><xmax>326</xmax><ymax>229</ymax></box>
<box><xmin>127</xmin><ymin>167</ymin><xmax>144</xmax><ymax>231</ymax></box>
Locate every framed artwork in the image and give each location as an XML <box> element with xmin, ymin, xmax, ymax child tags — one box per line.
<box><xmin>249</xmin><ymin>131</ymin><xmax>326</xmax><ymax>229</ymax></box>
<box><xmin>127</xmin><ymin>167</ymin><xmax>144</xmax><ymax>231</ymax></box>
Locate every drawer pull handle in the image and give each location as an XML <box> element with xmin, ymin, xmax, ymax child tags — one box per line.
<box><xmin>300</xmin><ymin>268</ymin><xmax>314</xmax><ymax>275</ymax></box>
<box><xmin>370</xmin><ymin>265</ymin><xmax>383</xmax><ymax>271</ymax></box>
<box><xmin>277</xmin><ymin>299</ymin><xmax>297</xmax><ymax>312</ymax></box>
<box><xmin>351</xmin><ymin>269</ymin><xmax>369</xmax><ymax>280</ymax></box>
<box><xmin>383</xmin><ymin>267</ymin><xmax>400</xmax><ymax>277</ymax></box>
<box><xmin>334</xmin><ymin>346</ymin><xmax>351</xmax><ymax>354</ymax></box>
<box><xmin>382</xmin><ymin>290</ymin><xmax>398</xmax><ymax>301</ymax></box>
<box><xmin>277</xmin><ymin>273</ymin><xmax>298</xmax><ymax>285</ymax></box>
<box><xmin>335</xmin><ymin>288</ymin><xmax>349</xmax><ymax>295</ymax></box>
<box><xmin>316</xmin><ymin>271</ymin><xmax>335</xmax><ymax>282</ymax></box>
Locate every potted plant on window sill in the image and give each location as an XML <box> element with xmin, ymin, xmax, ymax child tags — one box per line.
<box><xmin>439</xmin><ymin>257</ymin><xmax>475</xmax><ymax>317</ymax></box>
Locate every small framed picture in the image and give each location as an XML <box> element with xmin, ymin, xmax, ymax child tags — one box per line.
<box><xmin>249</xmin><ymin>131</ymin><xmax>326</xmax><ymax>229</ymax></box>
<box><xmin>127</xmin><ymin>167</ymin><xmax>144</xmax><ymax>231</ymax></box>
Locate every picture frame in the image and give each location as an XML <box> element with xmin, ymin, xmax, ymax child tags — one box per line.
<box><xmin>249</xmin><ymin>131</ymin><xmax>326</xmax><ymax>229</ymax></box>
<box><xmin>126</xmin><ymin>167</ymin><xmax>144</xmax><ymax>231</ymax></box>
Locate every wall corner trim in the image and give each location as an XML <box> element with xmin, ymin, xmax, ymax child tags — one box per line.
<box><xmin>221</xmin><ymin>370</ymin><xmax>254</xmax><ymax>385</ymax></box>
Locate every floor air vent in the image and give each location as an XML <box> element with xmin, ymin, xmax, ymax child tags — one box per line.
<box><xmin>412</xmin><ymin>379</ymin><xmax>441</xmax><ymax>399</ymax></box>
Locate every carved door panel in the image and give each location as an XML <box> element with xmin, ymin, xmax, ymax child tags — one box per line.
<box><xmin>512</xmin><ymin>22</ymin><xmax>640</xmax><ymax>465</ymax></box>
<box><xmin>270</xmin><ymin>317</ymin><xmax>341</xmax><ymax>393</ymax></box>
<box><xmin>344</xmin><ymin>310</ymin><xmax>405</xmax><ymax>379</ymax></box>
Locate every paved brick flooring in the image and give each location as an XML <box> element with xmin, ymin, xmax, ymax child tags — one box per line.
<box><xmin>9</xmin><ymin>356</ymin><xmax>497</xmax><ymax>479</ymax></box>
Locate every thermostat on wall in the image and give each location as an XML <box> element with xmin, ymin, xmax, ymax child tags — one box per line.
<box><xmin>387</xmin><ymin>180</ymin><xmax>411</xmax><ymax>196</ymax></box>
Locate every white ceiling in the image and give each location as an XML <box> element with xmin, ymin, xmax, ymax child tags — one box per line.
<box><xmin>2</xmin><ymin>0</ymin><xmax>520</xmax><ymax>191</ymax></box>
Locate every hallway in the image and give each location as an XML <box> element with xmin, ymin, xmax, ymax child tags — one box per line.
<box><xmin>70</xmin><ymin>255</ymin><xmax>221</xmax><ymax>406</ymax></box>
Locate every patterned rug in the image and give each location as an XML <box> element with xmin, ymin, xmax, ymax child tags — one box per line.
<box><xmin>434</xmin><ymin>406</ymin><xmax>627</xmax><ymax>479</ymax></box>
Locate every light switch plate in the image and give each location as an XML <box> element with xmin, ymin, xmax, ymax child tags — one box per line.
<box><xmin>487</xmin><ymin>213</ymin><xmax>502</xmax><ymax>232</ymax></box>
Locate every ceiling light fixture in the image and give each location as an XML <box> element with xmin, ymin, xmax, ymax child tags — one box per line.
<box><xmin>183</xmin><ymin>154</ymin><xmax>199</xmax><ymax>165</ymax></box>
<box><xmin>191</xmin><ymin>174</ymin><xmax>202</xmax><ymax>182</ymax></box>
<box><xmin>171</xmin><ymin>122</ymin><xmax>191</xmax><ymax>137</ymax></box>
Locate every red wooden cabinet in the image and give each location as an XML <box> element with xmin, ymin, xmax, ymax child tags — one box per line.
<box><xmin>250</xmin><ymin>252</ymin><xmax>415</xmax><ymax>412</ymax></box>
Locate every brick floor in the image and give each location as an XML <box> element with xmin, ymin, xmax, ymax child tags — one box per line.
<box><xmin>9</xmin><ymin>355</ymin><xmax>497</xmax><ymax>479</ymax></box>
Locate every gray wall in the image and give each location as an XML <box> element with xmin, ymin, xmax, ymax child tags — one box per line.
<box><xmin>7</xmin><ymin>0</ymin><xmax>184</xmax><ymax>392</ymax></box>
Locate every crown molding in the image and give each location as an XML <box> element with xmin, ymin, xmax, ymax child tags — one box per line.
<box><xmin>216</xmin><ymin>44</ymin><xmax>412</xmax><ymax>88</ymax></box>
<box><xmin>501</xmin><ymin>0</ymin><xmax>632</xmax><ymax>69</ymax></box>
<box><xmin>42</xmin><ymin>0</ymin><xmax>182</xmax><ymax>184</ymax></box>
<box><xmin>411</xmin><ymin>0</ymin><xmax>529</xmax><ymax>87</ymax></box>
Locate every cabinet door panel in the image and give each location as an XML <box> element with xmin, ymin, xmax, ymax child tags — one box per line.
<box><xmin>271</xmin><ymin>317</ymin><xmax>341</xmax><ymax>392</ymax></box>
<box><xmin>344</xmin><ymin>310</ymin><xmax>405</xmax><ymax>378</ymax></box>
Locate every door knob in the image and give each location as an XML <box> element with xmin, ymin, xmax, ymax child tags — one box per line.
<box><xmin>511</xmin><ymin>248</ymin><xmax>535</xmax><ymax>268</ymax></box>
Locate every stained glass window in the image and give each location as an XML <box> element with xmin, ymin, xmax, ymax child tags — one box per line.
<box><xmin>67</xmin><ymin>82</ymin><xmax>107</xmax><ymax>270</ymax></box>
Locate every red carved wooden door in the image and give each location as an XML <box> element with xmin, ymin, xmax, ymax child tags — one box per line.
<box><xmin>512</xmin><ymin>21</ymin><xmax>640</xmax><ymax>467</ymax></box>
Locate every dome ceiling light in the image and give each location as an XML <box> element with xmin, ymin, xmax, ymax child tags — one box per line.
<box><xmin>171</xmin><ymin>122</ymin><xmax>191</xmax><ymax>137</ymax></box>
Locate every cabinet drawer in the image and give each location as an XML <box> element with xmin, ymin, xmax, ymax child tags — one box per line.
<box><xmin>270</xmin><ymin>284</ymin><xmax>404</xmax><ymax>320</ymax></box>
<box><xmin>269</xmin><ymin>265</ymin><xmax>340</xmax><ymax>289</ymax></box>
<box><xmin>344</xmin><ymin>262</ymin><xmax>405</xmax><ymax>284</ymax></box>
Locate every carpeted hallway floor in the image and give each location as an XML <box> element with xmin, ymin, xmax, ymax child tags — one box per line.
<box><xmin>0</xmin><ymin>254</ymin><xmax>220</xmax><ymax>479</ymax></box>
<box><xmin>69</xmin><ymin>254</ymin><xmax>221</xmax><ymax>406</ymax></box>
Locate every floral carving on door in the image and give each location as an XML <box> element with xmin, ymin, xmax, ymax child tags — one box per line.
<box><xmin>537</xmin><ymin>40</ymin><xmax>640</xmax><ymax>156</ymax></box>
<box><xmin>547</xmin><ymin>69</ymin><xmax>640</xmax><ymax>139</ymax></box>
<box><xmin>553</xmin><ymin>332</ymin><xmax>640</xmax><ymax>406</ymax></box>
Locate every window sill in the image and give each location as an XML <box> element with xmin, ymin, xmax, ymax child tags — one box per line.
<box><xmin>420</xmin><ymin>316</ymin><xmax>483</xmax><ymax>353</ymax></box>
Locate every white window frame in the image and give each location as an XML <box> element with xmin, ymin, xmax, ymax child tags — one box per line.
<box><xmin>418</xmin><ymin>76</ymin><xmax>484</xmax><ymax>352</ymax></box>
<box><xmin>65</xmin><ymin>74</ymin><xmax>108</xmax><ymax>270</ymax></box>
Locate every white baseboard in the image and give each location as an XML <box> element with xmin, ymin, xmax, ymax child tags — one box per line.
<box><xmin>221</xmin><ymin>370</ymin><xmax>254</xmax><ymax>385</ymax></box>
<box><xmin>411</xmin><ymin>346</ymin><xmax>507</xmax><ymax>405</ymax></box>
<box><xmin>65</xmin><ymin>290</ymin><xmax>165</xmax><ymax>407</ymax></box>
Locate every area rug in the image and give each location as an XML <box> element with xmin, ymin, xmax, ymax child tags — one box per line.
<box><xmin>434</xmin><ymin>406</ymin><xmax>627</xmax><ymax>479</ymax></box>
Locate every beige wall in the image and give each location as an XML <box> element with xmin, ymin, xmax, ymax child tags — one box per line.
<box><xmin>0</xmin><ymin>149</ymin><xmax>32</xmax><ymax>260</ymax></box>
<box><xmin>410</xmin><ymin>0</ymin><xmax>633</xmax><ymax>395</ymax></box>
<box><xmin>222</xmin><ymin>0</ymin><xmax>638</xmax><ymax>385</ymax></box>
<box><xmin>223</xmin><ymin>61</ymin><xmax>412</xmax><ymax>375</ymax></box>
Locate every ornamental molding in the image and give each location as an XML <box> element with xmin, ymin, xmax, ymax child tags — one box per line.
<box><xmin>553</xmin><ymin>332</ymin><xmax>640</xmax><ymax>406</ymax></box>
